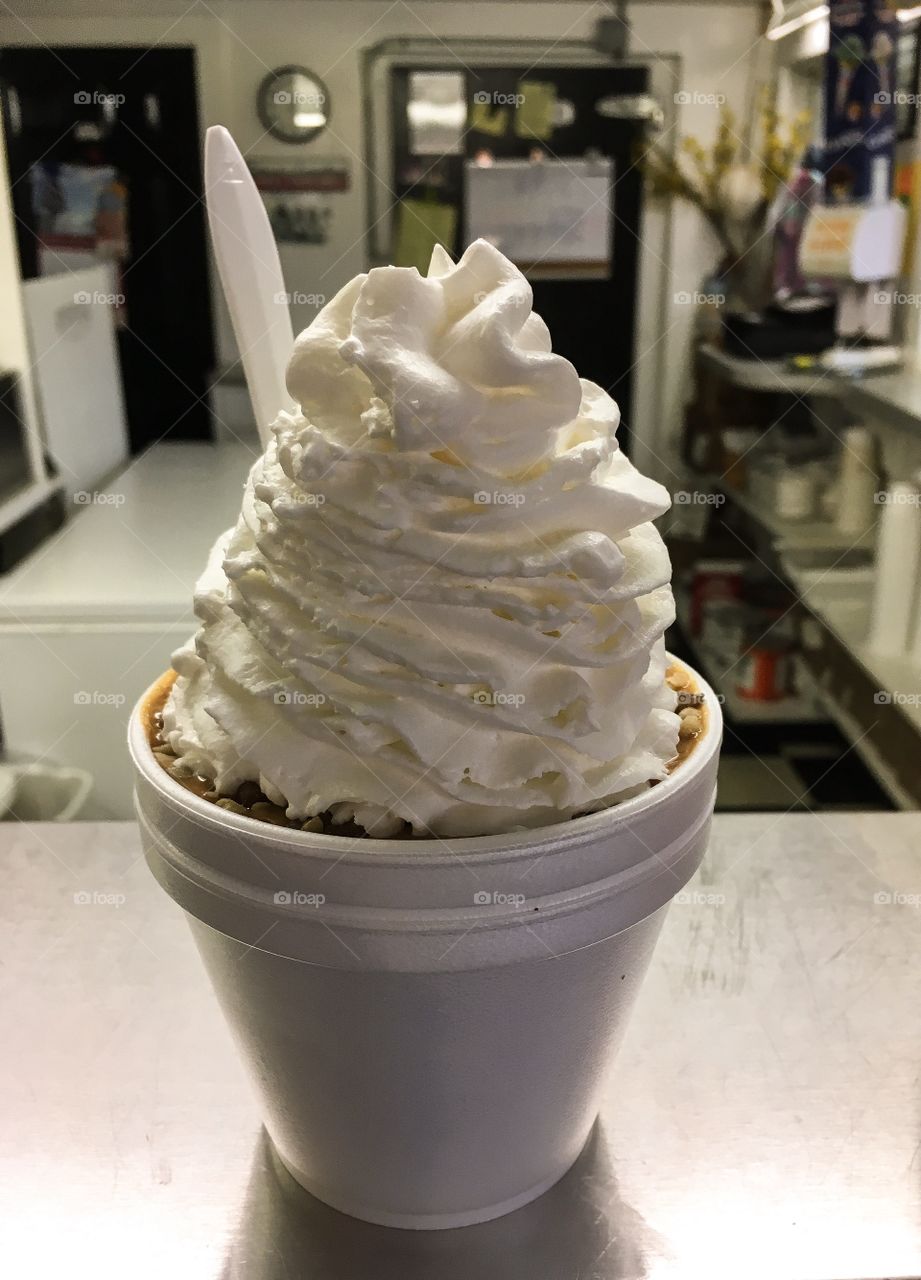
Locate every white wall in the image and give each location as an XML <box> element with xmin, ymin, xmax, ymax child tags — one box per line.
<box><xmin>629</xmin><ymin>4</ymin><xmax>763</xmax><ymax>478</ymax></box>
<box><xmin>0</xmin><ymin>0</ymin><xmax>763</xmax><ymax>473</ymax></box>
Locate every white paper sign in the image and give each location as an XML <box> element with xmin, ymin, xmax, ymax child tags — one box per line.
<box><xmin>22</xmin><ymin>264</ymin><xmax>128</xmax><ymax>500</ymax></box>
<box><xmin>408</xmin><ymin>71</ymin><xmax>466</xmax><ymax>156</ymax></box>
<box><xmin>465</xmin><ymin>158</ymin><xmax>612</xmax><ymax>274</ymax></box>
<box><xmin>799</xmin><ymin>200</ymin><xmax>907</xmax><ymax>282</ymax></box>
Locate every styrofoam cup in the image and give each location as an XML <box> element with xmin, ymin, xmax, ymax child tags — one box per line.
<box><xmin>129</xmin><ymin>660</ymin><xmax>721</xmax><ymax>1230</ymax></box>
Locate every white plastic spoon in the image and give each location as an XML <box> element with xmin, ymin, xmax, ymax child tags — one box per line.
<box><xmin>204</xmin><ymin>125</ymin><xmax>295</xmax><ymax>449</ymax></box>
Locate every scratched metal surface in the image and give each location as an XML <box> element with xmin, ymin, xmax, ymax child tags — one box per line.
<box><xmin>2</xmin><ymin>815</ymin><xmax>920</xmax><ymax>1280</ymax></box>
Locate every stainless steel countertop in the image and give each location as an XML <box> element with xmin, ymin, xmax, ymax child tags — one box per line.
<box><xmin>844</xmin><ymin>364</ymin><xmax>921</xmax><ymax>436</ymax></box>
<box><xmin>4</xmin><ymin>814</ymin><xmax>921</xmax><ymax>1280</ymax></box>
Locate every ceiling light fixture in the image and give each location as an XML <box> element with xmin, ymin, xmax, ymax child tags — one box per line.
<box><xmin>767</xmin><ymin>3</ymin><xmax>830</xmax><ymax>41</ymax></box>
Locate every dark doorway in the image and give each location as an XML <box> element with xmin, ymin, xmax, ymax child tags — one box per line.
<box><xmin>0</xmin><ymin>45</ymin><xmax>215</xmax><ymax>451</ymax></box>
<box><xmin>390</xmin><ymin>63</ymin><xmax>647</xmax><ymax>455</ymax></box>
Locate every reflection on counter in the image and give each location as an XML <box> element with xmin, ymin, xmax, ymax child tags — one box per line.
<box><xmin>222</xmin><ymin>1127</ymin><xmax>650</xmax><ymax>1280</ymax></box>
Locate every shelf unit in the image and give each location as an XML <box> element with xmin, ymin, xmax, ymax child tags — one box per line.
<box><xmin>698</xmin><ymin>343</ymin><xmax>844</xmax><ymax>398</ymax></box>
<box><xmin>672</xmin><ymin>585</ymin><xmax>826</xmax><ymax>727</ymax></box>
<box><xmin>681</xmin><ymin>341</ymin><xmax>921</xmax><ymax>809</ymax></box>
<box><xmin>716</xmin><ymin>480</ymin><xmax>876</xmax><ymax>555</ymax></box>
<box><xmin>784</xmin><ymin>565</ymin><xmax>921</xmax><ymax>739</ymax></box>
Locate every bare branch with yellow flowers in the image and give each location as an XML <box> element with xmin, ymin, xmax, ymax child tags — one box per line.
<box><xmin>642</xmin><ymin>87</ymin><xmax>812</xmax><ymax>272</ymax></box>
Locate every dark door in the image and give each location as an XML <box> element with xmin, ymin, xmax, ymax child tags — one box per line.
<box><xmin>390</xmin><ymin>63</ymin><xmax>648</xmax><ymax>454</ymax></box>
<box><xmin>0</xmin><ymin>46</ymin><xmax>215</xmax><ymax>451</ymax></box>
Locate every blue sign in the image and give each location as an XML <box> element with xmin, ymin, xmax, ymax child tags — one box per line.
<box><xmin>823</xmin><ymin>0</ymin><xmax>898</xmax><ymax>202</ymax></box>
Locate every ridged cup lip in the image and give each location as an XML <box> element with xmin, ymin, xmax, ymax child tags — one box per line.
<box><xmin>128</xmin><ymin>655</ymin><xmax>722</xmax><ymax>869</ymax></box>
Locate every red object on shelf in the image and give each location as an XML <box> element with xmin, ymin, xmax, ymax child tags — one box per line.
<box><xmin>689</xmin><ymin>561</ymin><xmax>745</xmax><ymax>636</ymax></box>
<box><xmin>736</xmin><ymin>645</ymin><xmax>789</xmax><ymax>702</ymax></box>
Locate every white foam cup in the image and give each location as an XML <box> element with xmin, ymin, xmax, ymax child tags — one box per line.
<box><xmin>130</xmin><ymin>660</ymin><xmax>721</xmax><ymax>1230</ymax></box>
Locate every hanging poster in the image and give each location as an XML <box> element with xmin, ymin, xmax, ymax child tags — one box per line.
<box><xmin>248</xmin><ymin>161</ymin><xmax>349</xmax><ymax>244</ymax></box>
<box><xmin>823</xmin><ymin>0</ymin><xmax>898</xmax><ymax>202</ymax></box>
<box><xmin>465</xmin><ymin>158</ymin><xmax>612</xmax><ymax>278</ymax></box>
<box><xmin>408</xmin><ymin>71</ymin><xmax>466</xmax><ymax>155</ymax></box>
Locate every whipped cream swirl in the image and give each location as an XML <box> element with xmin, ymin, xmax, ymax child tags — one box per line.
<box><xmin>163</xmin><ymin>239</ymin><xmax>679</xmax><ymax>838</ymax></box>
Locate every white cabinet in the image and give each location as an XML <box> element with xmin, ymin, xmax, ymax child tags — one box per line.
<box><xmin>0</xmin><ymin>443</ymin><xmax>253</xmax><ymax>818</ymax></box>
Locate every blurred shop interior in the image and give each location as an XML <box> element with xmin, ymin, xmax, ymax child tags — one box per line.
<box><xmin>2</xmin><ymin>0</ymin><xmax>921</xmax><ymax>819</ymax></box>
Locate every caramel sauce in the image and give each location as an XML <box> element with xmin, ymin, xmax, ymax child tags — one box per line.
<box><xmin>143</xmin><ymin>668</ymin><xmax>178</xmax><ymax>741</ymax></box>
<box><xmin>665</xmin><ymin>662</ymin><xmax>707</xmax><ymax>773</ymax></box>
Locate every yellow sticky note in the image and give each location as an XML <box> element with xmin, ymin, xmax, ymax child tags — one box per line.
<box><xmin>469</xmin><ymin>101</ymin><xmax>509</xmax><ymax>137</ymax></box>
<box><xmin>393</xmin><ymin>199</ymin><xmax>457</xmax><ymax>273</ymax></box>
<box><xmin>514</xmin><ymin>81</ymin><xmax>557</xmax><ymax>141</ymax></box>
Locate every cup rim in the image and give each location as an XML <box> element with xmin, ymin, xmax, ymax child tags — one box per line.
<box><xmin>129</xmin><ymin>656</ymin><xmax>722</xmax><ymax>864</ymax></box>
